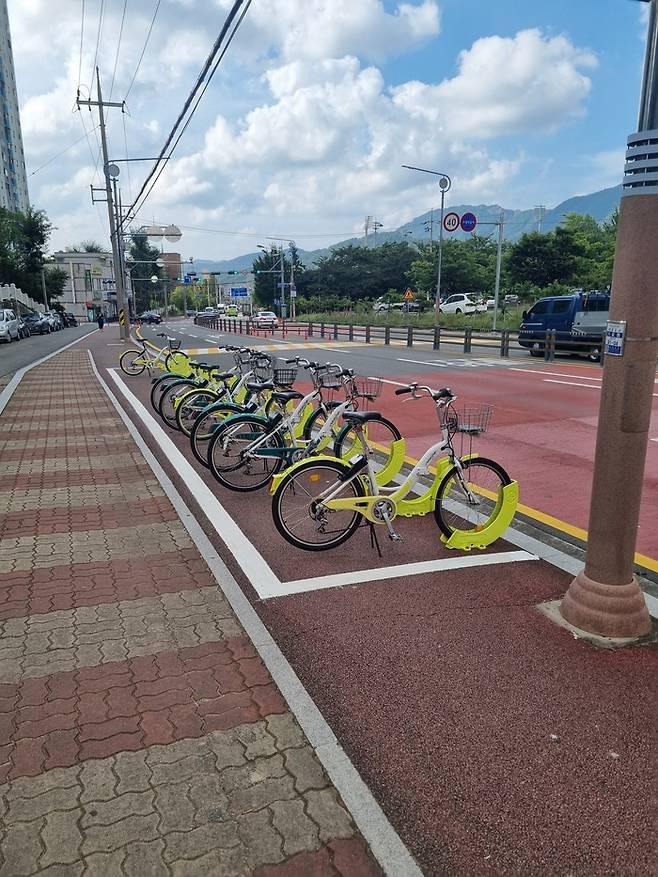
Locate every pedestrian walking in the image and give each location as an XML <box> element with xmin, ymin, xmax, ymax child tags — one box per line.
<box><xmin>97</xmin><ymin>313</ymin><xmax>105</xmax><ymax>332</ymax></box>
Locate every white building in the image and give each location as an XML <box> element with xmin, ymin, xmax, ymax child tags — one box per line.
<box><xmin>51</xmin><ymin>251</ymin><xmax>116</xmax><ymax>321</ymax></box>
<box><xmin>0</xmin><ymin>0</ymin><xmax>29</xmax><ymax>214</ymax></box>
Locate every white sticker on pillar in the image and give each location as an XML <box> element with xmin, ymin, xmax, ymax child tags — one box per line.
<box><xmin>605</xmin><ymin>320</ymin><xmax>626</xmax><ymax>357</ymax></box>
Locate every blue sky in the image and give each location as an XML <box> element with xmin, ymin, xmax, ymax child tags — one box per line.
<box><xmin>10</xmin><ymin>0</ymin><xmax>650</xmax><ymax>258</ymax></box>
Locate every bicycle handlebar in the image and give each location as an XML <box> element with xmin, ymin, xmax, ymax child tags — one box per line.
<box><xmin>395</xmin><ymin>383</ymin><xmax>455</xmax><ymax>402</ymax></box>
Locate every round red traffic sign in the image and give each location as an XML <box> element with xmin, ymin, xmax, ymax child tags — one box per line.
<box><xmin>460</xmin><ymin>212</ymin><xmax>477</xmax><ymax>232</ymax></box>
<box><xmin>443</xmin><ymin>212</ymin><xmax>460</xmax><ymax>233</ymax></box>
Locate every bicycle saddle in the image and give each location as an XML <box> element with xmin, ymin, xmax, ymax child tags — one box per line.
<box><xmin>247</xmin><ymin>380</ymin><xmax>275</xmax><ymax>392</ymax></box>
<box><xmin>272</xmin><ymin>390</ymin><xmax>304</xmax><ymax>402</ymax></box>
<box><xmin>343</xmin><ymin>411</ymin><xmax>382</xmax><ymax>423</ymax></box>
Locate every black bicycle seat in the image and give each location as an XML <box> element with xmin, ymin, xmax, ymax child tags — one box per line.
<box><xmin>212</xmin><ymin>370</ymin><xmax>234</xmax><ymax>380</ymax></box>
<box><xmin>247</xmin><ymin>380</ymin><xmax>275</xmax><ymax>392</ymax></box>
<box><xmin>272</xmin><ymin>390</ymin><xmax>304</xmax><ymax>403</ymax></box>
<box><xmin>343</xmin><ymin>411</ymin><xmax>382</xmax><ymax>424</ymax></box>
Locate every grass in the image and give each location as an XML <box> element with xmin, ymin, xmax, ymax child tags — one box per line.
<box><xmin>291</xmin><ymin>306</ymin><xmax>525</xmax><ymax>332</ymax></box>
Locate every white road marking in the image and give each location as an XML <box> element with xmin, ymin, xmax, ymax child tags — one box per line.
<box><xmin>276</xmin><ymin>551</ymin><xmax>537</xmax><ymax>598</ymax></box>
<box><xmin>543</xmin><ymin>378</ymin><xmax>658</xmax><ymax>397</ymax></box>
<box><xmin>106</xmin><ymin>368</ymin><xmax>281</xmax><ymax>598</ymax></box>
<box><xmin>397</xmin><ymin>358</ymin><xmax>448</xmax><ymax>368</ymax></box>
<box><xmin>374</xmin><ymin>377</ymin><xmax>408</xmax><ymax>387</ymax></box>
<box><xmin>511</xmin><ymin>367</ymin><xmax>601</xmax><ymax>380</ymax></box>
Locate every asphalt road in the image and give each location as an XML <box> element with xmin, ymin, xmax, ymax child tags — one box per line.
<box><xmin>0</xmin><ymin>322</ymin><xmax>97</xmax><ymax>380</ymax></box>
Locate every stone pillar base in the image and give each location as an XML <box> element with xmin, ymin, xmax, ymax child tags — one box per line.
<box><xmin>560</xmin><ymin>570</ymin><xmax>652</xmax><ymax>638</ymax></box>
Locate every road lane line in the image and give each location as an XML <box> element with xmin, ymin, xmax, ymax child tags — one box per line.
<box><xmin>397</xmin><ymin>358</ymin><xmax>448</xmax><ymax>367</ymax></box>
<box><xmin>270</xmin><ymin>551</ymin><xmax>538</xmax><ymax>598</ymax></box>
<box><xmin>511</xmin><ymin>367</ymin><xmax>602</xmax><ymax>380</ymax></box>
<box><xmin>543</xmin><ymin>378</ymin><xmax>658</xmax><ymax>396</ymax></box>
<box><xmin>106</xmin><ymin>367</ymin><xmax>282</xmax><ymax>598</ymax></box>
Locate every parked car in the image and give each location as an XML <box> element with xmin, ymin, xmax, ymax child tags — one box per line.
<box><xmin>518</xmin><ymin>292</ymin><xmax>610</xmax><ymax>360</ymax></box>
<box><xmin>504</xmin><ymin>294</ymin><xmax>521</xmax><ymax>306</ymax></box>
<box><xmin>250</xmin><ymin>311</ymin><xmax>279</xmax><ymax>329</ymax></box>
<box><xmin>43</xmin><ymin>311</ymin><xmax>62</xmax><ymax>331</ymax></box>
<box><xmin>373</xmin><ymin>300</ymin><xmax>404</xmax><ymax>312</ymax></box>
<box><xmin>138</xmin><ymin>311</ymin><xmax>163</xmax><ymax>324</ymax></box>
<box><xmin>17</xmin><ymin>316</ymin><xmax>30</xmax><ymax>338</ymax></box>
<box><xmin>186</xmin><ymin>309</ymin><xmax>197</xmax><ymax>317</ymax></box>
<box><xmin>439</xmin><ymin>294</ymin><xmax>486</xmax><ymax>315</ymax></box>
<box><xmin>62</xmin><ymin>312</ymin><xmax>78</xmax><ymax>327</ymax></box>
<box><xmin>22</xmin><ymin>312</ymin><xmax>50</xmax><ymax>335</ymax></box>
<box><xmin>0</xmin><ymin>308</ymin><xmax>20</xmax><ymax>342</ymax></box>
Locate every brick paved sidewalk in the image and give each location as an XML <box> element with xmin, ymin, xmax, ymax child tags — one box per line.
<box><xmin>0</xmin><ymin>348</ymin><xmax>381</xmax><ymax>876</ymax></box>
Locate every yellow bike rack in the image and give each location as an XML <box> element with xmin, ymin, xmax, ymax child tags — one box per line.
<box><xmin>441</xmin><ymin>480</ymin><xmax>519</xmax><ymax>551</ymax></box>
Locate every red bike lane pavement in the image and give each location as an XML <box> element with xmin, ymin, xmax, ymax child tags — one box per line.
<box><xmin>95</xmin><ymin>334</ymin><xmax>657</xmax><ymax>877</ymax></box>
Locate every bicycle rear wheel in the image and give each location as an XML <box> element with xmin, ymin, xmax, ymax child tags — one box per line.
<box><xmin>208</xmin><ymin>417</ymin><xmax>285</xmax><ymax>492</ymax></box>
<box><xmin>119</xmin><ymin>349</ymin><xmax>146</xmax><ymax>376</ymax></box>
<box><xmin>272</xmin><ymin>460</ymin><xmax>365</xmax><ymax>551</ymax></box>
<box><xmin>434</xmin><ymin>457</ymin><xmax>511</xmax><ymax>537</ymax></box>
<box><xmin>150</xmin><ymin>373</ymin><xmax>180</xmax><ymax>413</ymax></box>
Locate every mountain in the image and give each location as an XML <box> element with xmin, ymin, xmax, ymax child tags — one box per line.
<box><xmin>192</xmin><ymin>185</ymin><xmax>621</xmax><ymax>273</ymax></box>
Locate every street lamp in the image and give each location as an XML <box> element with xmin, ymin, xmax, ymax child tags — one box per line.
<box><xmin>402</xmin><ymin>165</ymin><xmax>452</xmax><ymax>324</ymax></box>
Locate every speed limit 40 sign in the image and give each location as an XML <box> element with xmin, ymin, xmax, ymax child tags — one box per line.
<box><xmin>443</xmin><ymin>212</ymin><xmax>460</xmax><ymax>233</ymax></box>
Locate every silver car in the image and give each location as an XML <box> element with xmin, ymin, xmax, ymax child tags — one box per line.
<box><xmin>0</xmin><ymin>308</ymin><xmax>20</xmax><ymax>342</ymax></box>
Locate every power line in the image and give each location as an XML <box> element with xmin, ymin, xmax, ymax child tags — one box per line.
<box><xmin>77</xmin><ymin>0</ymin><xmax>86</xmax><ymax>92</ymax></box>
<box><xmin>124</xmin><ymin>0</ymin><xmax>161</xmax><ymax>101</ymax></box>
<box><xmin>122</xmin><ymin>0</ymin><xmax>251</xmax><ymax>229</ymax></box>
<box><xmin>29</xmin><ymin>127</ymin><xmax>99</xmax><ymax>176</ymax></box>
<box><xmin>109</xmin><ymin>0</ymin><xmax>129</xmax><ymax>101</ymax></box>
<box><xmin>91</xmin><ymin>0</ymin><xmax>105</xmax><ymax>85</ymax></box>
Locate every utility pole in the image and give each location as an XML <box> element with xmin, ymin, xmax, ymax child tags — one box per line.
<box><xmin>289</xmin><ymin>241</ymin><xmax>296</xmax><ymax>321</ymax></box>
<box><xmin>492</xmin><ymin>211</ymin><xmax>505</xmax><ymax>331</ymax></box>
<box><xmin>559</xmin><ymin>0</ymin><xmax>656</xmax><ymax>638</ymax></box>
<box><xmin>77</xmin><ymin>69</ymin><xmax>129</xmax><ymax>340</ymax></box>
<box><xmin>40</xmin><ymin>268</ymin><xmax>49</xmax><ymax>311</ymax></box>
<box><xmin>279</xmin><ymin>245</ymin><xmax>286</xmax><ymax>320</ymax></box>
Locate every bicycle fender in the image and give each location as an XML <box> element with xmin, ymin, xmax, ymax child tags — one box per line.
<box><xmin>441</xmin><ymin>480</ymin><xmax>519</xmax><ymax>550</ymax></box>
<box><xmin>269</xmin><ymin>455</ymin><xmax>345</xmax><ymax>495</ymax></box>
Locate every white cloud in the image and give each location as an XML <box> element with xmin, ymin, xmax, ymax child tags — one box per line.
<box><xmin>7</xmin><ymin>0</ymin><xmax>603</xmax><ymax>257</ymax></box>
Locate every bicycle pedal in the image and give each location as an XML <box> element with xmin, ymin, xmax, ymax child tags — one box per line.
<box><xmin>388</xmin><ymin>532</ymin><xmax>402</xmax><ymax>542</ymax></box>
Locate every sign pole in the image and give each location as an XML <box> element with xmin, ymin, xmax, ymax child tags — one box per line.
<box><xmin>492</xmin><ymin>211</ymin><xmax>505</xmax><ymax>332</ymax></box>
<box><xmin>435</xmin><ymin>184</ymin><xmax>446</xmax><ymax>326</ymax></box>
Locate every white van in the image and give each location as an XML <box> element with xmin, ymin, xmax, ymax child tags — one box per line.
<box><xmin>0</xmin><ymin>308</ymin><xmax>20</xmax><ymax>342</ymax></box>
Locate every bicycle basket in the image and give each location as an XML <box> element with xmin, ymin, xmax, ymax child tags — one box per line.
<box><xmin>167</xmin><ymin>337</ymin><xmax>182</xmax><ymax>350</ymax></box>
<box><xmin>450</xmin><ymin>403</ymin><xmax>493</xmax><ymax>436</ymax></box>
<box><xmin>351</xmin><ymin>377</ymin><xmax>383</xmax><ymax>400</ymax></box>
<box><xmin>252</xmin><ymin>354</ymin><xmax>274</xmax><ymax>381</ymax></box>
<box><xmin>235</xmin><ymin>350</ymin><xmax>252</xmax><ymax>371</ymax></box>
<box><xmin>273</xmin><ymin>367</ymin><xmax>298</xmax><ymax>387</ymax></box>
<box><xmin>318</xmin><ymin>367</ymin><xmax>344</xmax><ymax>390</ymax></box>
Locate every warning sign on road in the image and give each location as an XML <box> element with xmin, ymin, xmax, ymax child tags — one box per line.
<box><xmin>443</xmin><ymin>212</ymin><xmax>460</xmax><ymax>233</ymax></box>
<box><xmin>403</xmin><ymin>289</ymin><xmax>415</xmax><ymax>301</ymax></box>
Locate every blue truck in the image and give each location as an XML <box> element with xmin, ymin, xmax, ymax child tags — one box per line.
<box><xmin>518</xmin><ymin>291</ymin><xmax>610</xmax><ymax>361</ymax></box>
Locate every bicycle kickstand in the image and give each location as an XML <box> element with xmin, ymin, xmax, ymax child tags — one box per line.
<box><xmin>368</xmin><ymin>523</ymin><xmax>383</xmax><ymax>558</ymax></box>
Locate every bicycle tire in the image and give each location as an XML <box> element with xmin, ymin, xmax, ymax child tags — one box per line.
<box><xmin>272</xmin><ymin>459</ymin><xmax>365</xmax><ymax>551</ymax></box>
<box><xmin>434</xmin><ymin>457</ymin><xmax>511</xmax><ymax>538</ymax></box>
<box><xmin>165</xmin><ymin>350</ymin><xmax>190</xmax><ymax>374</ymax></box>
<box><xmin>208</xmin><ymin>416</ymin><xmax>285</xmax><ymax>492</ymax></box>
<box><xmin>190</xmin><ymin>402</ymin><xmax>247</xmax><ymax>468</ymax></box>
<box><xmin>158</xmin><ymin>380</ymin><xmax>198</xmax><ymax>428</ymax></box>
<box><xmin>175</xmin><ymin>388</ymin><xmax>221</xmax><ymax>437</ymax></box>
<box><xmin>301</xmin><ymin>403</ymin><xmax>342</xmax><ymax>448</ymax></box>
<box><xmin>333</xmin><ymin>416</ymin><xmax>401</xmax><ymax>462</ymax></box>
<box><xmin>150</xmin><ymin>373</ymin><xmax>180</xmax><ymax>413</ymax></box>
<box><xmin>119</xmin><ymin>349</ymin><xmax>146</xmax><ymax>376</ymax></box>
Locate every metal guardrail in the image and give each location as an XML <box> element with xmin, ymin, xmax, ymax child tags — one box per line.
<box><xmin>193</xmin><ymin>315</ymin><xmax>608</xmax><ymax>364</ymax></box>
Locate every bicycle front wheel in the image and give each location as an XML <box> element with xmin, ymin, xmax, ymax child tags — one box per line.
<box><xmin>333</xmin><ymin>416</ymin><xmax>401</xmax><ymax>464</ymax></box>
<box><xmin>272</xmin><ymin>460</ymin><xmax>365</xmax><ymax>551</ymax></box>
<box><xmin>190</xmin><ymin>403</ymin><xmax>245</xmax><ymax>468</ymax></box>
<box><xmin>175</xmin><ymin>389</ymin><xmax>221</xmax><ymax>437</ymax></box>
<box><xmin>119</xmin><ymin>349</ymin><xmax>146</xmax><ymax>376</ymax></box>
<box><xmin>158</xmin><ymin>380</ymin><xmax>197</xmax><ymax>428</ymax></box>
<box><xmin>165</xmin><ymin>350</ymin><xmax>190</xmax><ymax>374</ymax></box>
<box><xmin>208</xmin><ymin>417</ymin><xmax>285</xmax><ymax>492</ymax></box>
<box><xmin>434</xmin><ymin>457</ymin><xmax>511</xmax><ymax>537</ymax></box>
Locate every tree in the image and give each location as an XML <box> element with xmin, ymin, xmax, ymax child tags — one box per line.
<box><xmin>65</xmin><ymin>240</ymin><xmax>106</xmax><ymax>253</ymax></box>
<box><xmin>253</xmin><ymin>246</ymin><xmax>287</xmax><ymax>310</ymax></box>
<box><xmin>128</xmin><ymin>232</ymin><xmax>162</xmax><ymax>312</ymax></box>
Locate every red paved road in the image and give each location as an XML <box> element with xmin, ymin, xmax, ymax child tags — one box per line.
<box><xmin>94</xmin><ymin>332</ymin><xmax>657</xmax><ymax>877</ymax></box>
